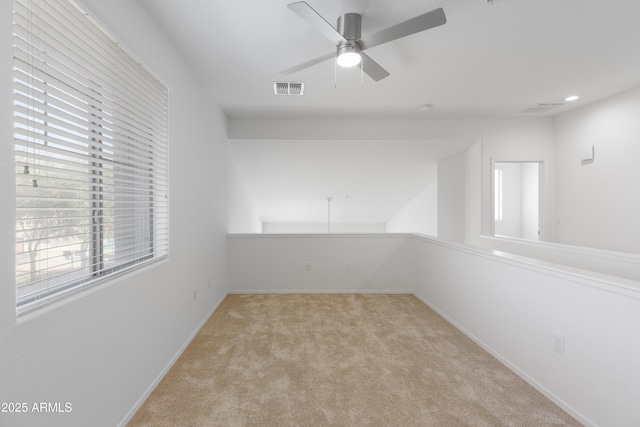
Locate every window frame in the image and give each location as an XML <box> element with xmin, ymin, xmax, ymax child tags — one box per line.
<box><xmin>13</xmin><ymin>0</ymin><xmax>169</xmax><ymax>315</ymax></box>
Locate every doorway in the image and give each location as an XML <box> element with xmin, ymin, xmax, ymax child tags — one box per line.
<box><xmin>493</xmin><ymin>161</ymin><xmax>541</xmax><ymax>240</ymax></box>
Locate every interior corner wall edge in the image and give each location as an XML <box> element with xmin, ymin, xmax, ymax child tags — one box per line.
<box><xmin>0</xmin><ymin>1</ymin><xmax>230</xmax><ymax>426</ymax></box>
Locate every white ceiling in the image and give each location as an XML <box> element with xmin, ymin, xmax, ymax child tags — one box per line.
<box><xmin>137</xmin><ymin>0</ymin><xmax>640</xmax><ymax>225</ymax></box>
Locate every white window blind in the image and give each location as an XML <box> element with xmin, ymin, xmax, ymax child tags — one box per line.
<box><xmin>13</xmin><ymin>0</ymin><xmax>169</xmax><ymax>314</ymax></box>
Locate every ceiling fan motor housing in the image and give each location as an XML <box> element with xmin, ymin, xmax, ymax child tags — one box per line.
<box><xmin>337</xmin><ymin>13</ymin><xmax>362</xmax><ymax>44</ymax></box>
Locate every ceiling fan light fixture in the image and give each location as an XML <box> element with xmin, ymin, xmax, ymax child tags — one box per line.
<box><xmin>336</xmin><ymin>44</ymin><xmax>361</xmax><ymax>67</ymax></box>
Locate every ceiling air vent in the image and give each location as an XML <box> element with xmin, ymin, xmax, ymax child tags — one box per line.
<box><xmin>273</xmin><ymin>82</ymin><xmax>304</xmax><ymax>95</ymax></box>
<box><xmin>521</xmin><ymin>103</ymin><xmax>564</xmax><ymax>113</ymax></box>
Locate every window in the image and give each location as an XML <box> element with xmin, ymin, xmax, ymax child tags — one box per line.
<box><xmin>14</xmin><ymin>0</ymin><xmax>169</xmax><ymax>314</ymax></box>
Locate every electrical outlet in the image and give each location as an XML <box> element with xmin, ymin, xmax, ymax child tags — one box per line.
<box><xmin>305</xmin><ymin>263</ymin><xmax>312</xmax><ymax>271</ymax></box>
<box><xmin>345</xmin><ymin>262</ymin><xmax>351</xmax><ymax>271</ymax></box>
<box><xmin>552</xmin><ymin>333</ymin><xmax>565</xmax><ymax>355</ymax></box>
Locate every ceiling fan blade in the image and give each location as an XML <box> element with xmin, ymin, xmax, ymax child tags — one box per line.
<box><xmin>359</xmin><ymin>52</ymin><xmax>390</xmax><ymax>81</ymax></box>
<box><xmin>288</xmin><ymin>1</ymin><xmax>347</xmax><ymax>45</ymax></box>
<box><xmin>280</xmin><ymin>51</ymin><xmax>336</xmax><ymax>75</ymax></box>
<box><xmin>358</xmin><ymin>7</ymin><xmax>446</xmax><ymax>50</ymax></box>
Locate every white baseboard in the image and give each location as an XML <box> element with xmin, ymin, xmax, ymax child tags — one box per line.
<box><xmin>120</xmin><ymin>290</ymin><xmax>591</xmax><ymax>427</ymax></box>
<box><xmin>411</xmin><ymin>292</ymin><xmax>594</xmax><ymax>427</ymax></box>
<box><xmin>228</xmin><ymin>289</ymin><xmax>412</xmax><ymax>294</ymax></box>
<box><xmin>118</xmin><ymin>292</ymin><xmax>228</xmax><ymax>427</ymax></box>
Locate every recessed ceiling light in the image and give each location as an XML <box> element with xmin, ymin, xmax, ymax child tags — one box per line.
<box><xmin>565</xmin><ymin>95</ymin><xmax>580</xmax><ymax>102</ymax></box>
<box><xmin>418</xmin><ymin>104</ymin><xmax>433</xmax><ymax>111</ymax></box>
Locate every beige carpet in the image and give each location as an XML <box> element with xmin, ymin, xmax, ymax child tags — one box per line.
<box><xmin>127</xmin><ymin>294</ymin><xmax>581</xmax><ymax>426</ymax></box>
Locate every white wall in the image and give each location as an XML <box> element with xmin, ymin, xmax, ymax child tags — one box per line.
<box><xmin>494</xmin><ymin>162</ymin><xmax>540</xmax><ymax>240</ymax></box>
<box><xmin>228</xmin><ymin>117</ymin><xmax>556</xmax><ymax>243</ymax></box>
<box><xmin>227</xmin><ymin>234</ymin><xmax>640</xmax><ymax>427</ymax></box>
<box><xmin>263</xmin><ymin>223</ymin><xmax>386</xmax><ymax>234</ymax></box>
<box><xmin>438</xmin><ymin>151</ymin><xmax>467</xmax><ymax>242</ymax></box>
<box><xmin>228</xmin><ymin>147</ymin><xmax>262</xmax><ymax>233</ymax></box>
<box><xmin>413</xmin><ymin>236</ymin><xmax>640</xmax><ymax>427</ymax></box>
<box><xmin>553</xmin><ymin>86</ymin><xmax>640</xmax><ymax>254</ymax></box>
<box><xmin>0</xmin><ymin>1</ymin><xmax>233</xmax><ymax>426</ymax></box>
<box><xmin>227</xmin><ymin>234</ymin><xmax>415</xmax><ymax>293</ymax></box>
<box><xmin>522</xmin><ymin>162</ymin><xmax>540</xmax><ymax>240</ymax></box>
<box><xmin>465</xmin><ymin>141</ymin><xmax>483</xmax><ymax>245</ymax></box>
<box><xmin>386</xmin><ymin>178</ymin><xmax>437</xmax><ymax>236</ymax></box>
<box><xmin>382</xmin><ymin>149</ymin><xmax>468</xmax><ymax>239</ymax></box>
<box><xmin>495</xmin><ymin>162</ymin><xmax>524</xmax><ymax>237</ymax></box>
<box><xmin>476</xmin><ymin>235</ymin><xmax>640</xmax><ymax>282</ymax></box>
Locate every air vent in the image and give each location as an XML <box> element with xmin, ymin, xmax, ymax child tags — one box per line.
<box><xmin>273</xmin><ymin>82</ymin><xmax>304</xmax><ymax>95</ymax></box>
<box><xmin>521</xmin><ymin>103</ymin><xmax>564</xmax><ymax>113</ymax></box>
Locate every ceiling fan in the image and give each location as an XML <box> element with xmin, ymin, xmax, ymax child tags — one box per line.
<box><xmin>280</xmin><ymin>1</ymin><xmax>447</xmax><ymax>81</ymax></box>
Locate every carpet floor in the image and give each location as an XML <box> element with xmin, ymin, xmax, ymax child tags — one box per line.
<box><xmin>127</xmin><ymin>294</ymin><xmax>582</xmax><ymax>426</ymax></box>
